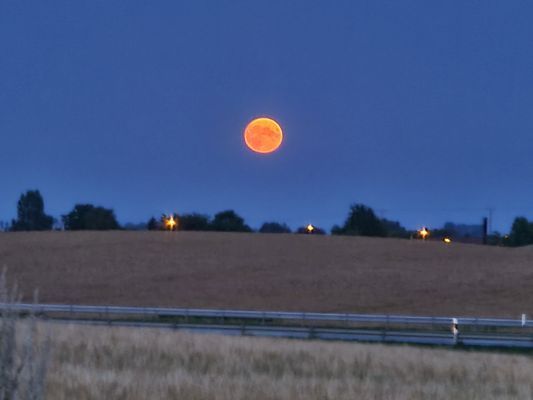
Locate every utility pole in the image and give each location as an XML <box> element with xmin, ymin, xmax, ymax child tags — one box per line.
<box><xmin>487</xmin><ymin>207</ymin><xmax>493</xmax><ymax>234</ymax></box>
<box><xmin>482</xmin><ymin>217</ymin><xmax>488</xmax><ymax>245</ymax></box>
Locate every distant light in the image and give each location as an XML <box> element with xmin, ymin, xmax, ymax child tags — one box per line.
<box><xmin>443</xmin><ymin>237</ymin><xmax>452</xmax><ymax>244</ymax></box>
<box><xmin>306</xmin><ymin>224</ymin><xmax>315</xmax><ymax>233</ymax></box>
<box><xmin>419</xmin><ymin>227</ymin><xmax>429</xmax><ymax>240</ymax></box>
<box><xmin>165</xmin><ymin>215</ymin><xmax>177</xmax><ymax>231</ymax></box>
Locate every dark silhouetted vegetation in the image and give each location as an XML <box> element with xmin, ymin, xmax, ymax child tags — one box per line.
<box><xmin>381</xmin><ymin>218</ymin><xmax>410</xmax><ymax>238</ymax></box>
<box><xmin>443</xmin><ymin>222</ymin><xmax>483</xmax><ymax>238</ymax></box>
<box><xmin>5</xmin><ymin>189</ymin><xmax>530</xmax><ymax>245</ymax></box>
<box><xmin>296</xmin><ymin>225</ymin><xmax>326</xmax><ymax>235</ymax></box>
<box><xmin>486</xmin><ymin>231</ymin><xmax>504</xmax><ymax>246</ymax></box>
<box><xmin>332</xmin><ymin>204</ymin><xmax>411</xmax><ymax>238</ymax></box>
<box><xmin>332</xmin><ymin>204</ymin><xmax>387</xmax><ymax>237</ymax></box>
<box><xmin>62</xmin><ymin>204</ymin><xmax>120</xmax><ymax>230</ymax></box>
<box><xmin>179</xmin><ymin>213</ymin><xmax>211</xmax><ymax>231</ymax></box>
<box><xmin>11</xmin><ymin>190</ymin><xmax>53</xmax><ymax>231</ymax></box>
<box><xmin>427</xmin><ymin>227</ymin><xmax>453</xmax><ymax>240</ymax></box>
<box><xmin>147</xmin><ymin>217</ymin><xmax>160</xmax><ymax>230</ymax></box>
<box><xmin>210</xmin><ymin>210</ymin><xmax>252</xmax><ymax>232</ymax></box>
<box><xmin>506</xmin><ymin>217</ymin><xmax>533</xmax><ymax>247</ymax></box>
<box><xmin>432</xmin><ymin>222</ymin><xmax>484</xmax><ymax>241</ymax></box>
<box><xmin>259</xmin><ymin>222</ymin><xmax>291</xmax><ymax>233</ymax></box>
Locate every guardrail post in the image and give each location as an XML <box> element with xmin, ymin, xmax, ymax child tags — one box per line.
<box><xmin>522</xmin><ymin>314</ymin><xmax>526</xmax><ymax>327</ymax></box>
<box><xmin>308</xmin><ymin>327</ymin><xmax>315</xmax><ymax>340</ymax></box>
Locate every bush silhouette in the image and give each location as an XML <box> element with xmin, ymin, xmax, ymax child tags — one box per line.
<box><xmin>63</xmin><ymin>204</ymin><xmax>120</xmax><ymax>230</ymax></box>
<box><xmin>210</xmin><ymin>210</ymin><xmax>252</xmax><ymax>232</ymax></box>
<box><xmin>259</xmin><ymin>222</ymin><xmax>291</xmax><ymax>233</ymax></box>
<box><xmin>179</xmin><ymin>213</ymin><xmax>211</xmax><ymax>231</ymax></box>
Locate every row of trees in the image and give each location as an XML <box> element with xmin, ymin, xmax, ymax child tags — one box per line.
<box><xmin>5</xmin><ymin>190</ymin><xmax>533</xmax><ymax>247</ymax></box>
<box><xmin>147</xmin><ymin>212</ymin><xmax>321</xmax><ymax>234</ymax></box>
<box><xmin>9</xmin><ymin>190</ymin><xmax>119</xmax><ymax>231</ymax></box>
<box><xmin>148</xmin><ymin>211</ymin><xmax>252</xmax><ymax>233</ymax></box>
<box><xmin>6</xmin><ymin>190</ymin><xmax>297</xmax><ymax>233</ymax></box>
<box><xmin>8</xmin><ymin>194</ymin><xmax>403</xmax><ymax>237</ymax></box>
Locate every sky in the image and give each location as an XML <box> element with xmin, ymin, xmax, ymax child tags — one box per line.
<box><xmin>1</xmin><ymin>1</ymin><xmax>533</xmax><ymax>232</ymax></box>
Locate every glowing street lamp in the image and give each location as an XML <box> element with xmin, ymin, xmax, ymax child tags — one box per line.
<box><xmin>165</xmin><ymin>215</ymin><xmax>177</xmax><ymax>231</ymax></box>
<box><xmin>443</xmin><ymin>237</ymin><xmax>452</xmax><ymax>244</ymax></box>
<box><xmin>419</xmin><ymin>227</ymin><xmax>429</xmax><ymax>240</ymax></box>
<box><xmin>306</xmin><ymin>224</ymin><xmax>315</xmax><ymax>234</ymax></box>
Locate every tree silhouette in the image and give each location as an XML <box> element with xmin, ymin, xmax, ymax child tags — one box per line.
<box><xmin>179</xmin><ymin>213</ymin><xmax>211</xmax><ymax>231</ymax></box>
<box><xmin>259</xmin><ymin>222</ymin><xmax>291</xmax><ymax>233</ymax></box>
<box><xmin>381</xmin><ymin>218</ymin><xmax>410</xmax><ymax>238</ymax></box>
<box><xmin>333</xmin><ymin>204</ymin><xmax>387</xmax><ymax>237</ymax></box>
<box><xmin>147</xmin><ymin>217</ymin><xmax>160</xmax><ymax>230</ymax></box>
<box><xmin>62</xmin><ymin>204</ymin><xmax>120</xmax><ymax>230</ymax></box>
<box><xmin>507</xmin><ymin>217</ymin><xmax>533</xmax><ymax>247</ymax></box>
<box><xmin>210</xmin><ymin>210</ymin><xmax>252</xmax><ymax>232</ymax></box>
<box><xmin>11</xmin><ymin>190</ymin><xmax>53</xmax><ymax>231</ymax></box>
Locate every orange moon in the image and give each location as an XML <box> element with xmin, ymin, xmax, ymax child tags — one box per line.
<box><xmin>244</xmin><ymin>117</ymin><xmax>283</xmax><ymax>154</ymax></box>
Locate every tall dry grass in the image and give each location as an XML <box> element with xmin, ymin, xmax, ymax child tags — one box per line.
<box><xmin>45</xmin><ymin>323</ymin><xmax>533</xmax><ymax>400</ymax></box>
<box><xmin>0</xmin><ymin>270</ymin><xmax>49</xmax><ymax>400</ymax></box>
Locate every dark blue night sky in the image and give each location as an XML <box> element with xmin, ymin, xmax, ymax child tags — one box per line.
<box><xmin>2</xmin><ymin>1</ymin><xmax>533</xmax><ymax>232</ymax></box>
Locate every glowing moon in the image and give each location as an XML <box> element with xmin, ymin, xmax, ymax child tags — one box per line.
<box><xmin>244</xmin><ymin>117</ymin><xmax>283</xmax><ymax>154</ymax></box>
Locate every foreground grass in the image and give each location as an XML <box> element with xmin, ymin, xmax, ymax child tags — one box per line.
<box><xmin>43</xmin><ymin>323</ymin><xmax>533</xmax><ymax>400</ymax></box>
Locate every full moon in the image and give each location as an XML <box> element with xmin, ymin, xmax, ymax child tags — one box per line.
<box><xmin>244</xmin><ymin>117</ymin><xmax>283</xmax><ymax>154</ymax></box>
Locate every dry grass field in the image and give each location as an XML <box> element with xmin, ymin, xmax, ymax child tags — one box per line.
<box><xmin>43</xmin><ymin>322</ymin><xmax>533</xmax><ymax>400</ymax></box>
<box><xmin>1</xmin><ymin>231</ymin><xmax>532</xmax><ymax>317</ymax></box>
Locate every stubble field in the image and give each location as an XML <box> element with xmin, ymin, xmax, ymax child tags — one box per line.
<box><xmin>43</xmin><ymin>322</ymin><xmax>533</xmax><ymax>400</ymax></box>
<box><xmin>1</xmin><ymin>231</ymin><xmax>532</xmax><ymax>317</ymax></box>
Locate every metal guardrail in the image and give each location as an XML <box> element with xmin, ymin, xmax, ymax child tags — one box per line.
<box><xmin>4</xmin><ymin>303</ymin><xmax>531</xmax><ymax>328</ymax></box>
<box><xmin>42</xmin><ymin>319</ymin><xmax>533</xmax><ymax>348</ymax></box>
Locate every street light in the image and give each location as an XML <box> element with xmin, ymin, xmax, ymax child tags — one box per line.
<box><xmin>306</xmin><ymin>224</ymin><xmax>315</xmax><ymax>234</ymax></box>
<box><xmin>165</xmin><ymin>215</ymin><xmax>177</xmax><ymax>231</ymax></box>
<box><xmin>419</xmin><ymin>227</ymin><xmax>429</xmax><ymax>240</ymax></box>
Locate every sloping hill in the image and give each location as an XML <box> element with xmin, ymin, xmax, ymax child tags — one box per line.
<box><xmin>0</xmin><ymin>231</ymin><xmax>531</xmax><ymax>317</ymax></box>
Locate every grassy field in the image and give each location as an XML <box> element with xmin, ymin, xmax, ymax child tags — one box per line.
<box><xmin>43</xmin><ymin>322</ymin><xmax>533</xmax><ymax>400</ymax></box>
<box><xmin>1</xmin><ymin>231</ymin><xmax>532</xmax><ymax>317</ymax></box>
